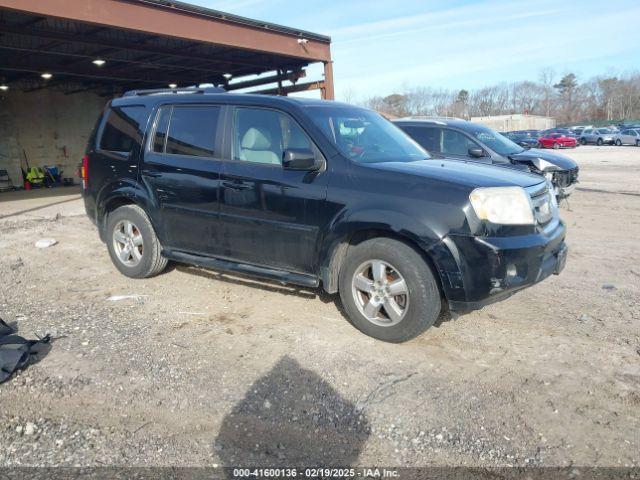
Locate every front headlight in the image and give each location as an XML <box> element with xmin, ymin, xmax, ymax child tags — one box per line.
<box><xmin>469</xmin><ymin>186</ymin><xmax>535</xmax><ymax>225</ymax></box>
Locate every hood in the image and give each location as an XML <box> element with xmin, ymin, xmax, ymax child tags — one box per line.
<box><xmin>509</xmin><ymin>149</ymin><xmax>578</xmax><ymax>171</ymax></box>
<box><xmin>367</xmin><ymin>159</ymin><xmax>543</xmax><ymax>189</ymax></box>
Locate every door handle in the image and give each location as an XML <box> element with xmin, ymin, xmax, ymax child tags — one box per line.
<box><xmin>222</xmin><ymin>180</ymin><xmax>251</xmax><ymax>191</ymax></box>
<box><xmin>141</xmin><ymin>169</ymin><xmax>163</xmax><ymax>178</ymax></box>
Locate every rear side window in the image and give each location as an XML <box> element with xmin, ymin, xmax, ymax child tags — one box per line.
<box><xmin>402</xmin><ymin>126</ymin><xmax>441</xmax><ymax>152</ymax></box>
<box><xmin>99</xmin><ymin>105</ymin><xmax>147</xmax><ymax>153</ymax></box>
<box><xmin>152</xmin><ymin>105</ymin><xmax>220</xmax><ymax>157</ymax></box>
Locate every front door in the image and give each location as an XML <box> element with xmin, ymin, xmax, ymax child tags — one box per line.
<box><xmin>141</xmin><ymin>104</ymin><xmax>225</xmax><ymax>255</ymax></box>
<box><xmin>218</xmin><ymin>106</ymin><xmax>328</xmax><ymax>275</ymax></box>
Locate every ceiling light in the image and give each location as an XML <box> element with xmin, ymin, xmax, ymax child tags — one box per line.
<box><xmin>92</xmin><ymin>59</ymin><xmax>106</xmax><ymax>67</ymax></box>
<box><xmin>41</xmin><ymin>73</ymin><xmax>52</xmax><ymax>80</ymax></box>
<box><xmin>223</xmin><ymin>73</ymin><xmax>233</xmax><ymax>80</ymax></box>
<box><xmin>168</xmin><ymin>83</ymin><xmax>177</xmax><ymax>89</ymax></box>
<box><xmin>0</xmin><ymin>85</ymin><xmax>8</xmax><ymax>91</ymax></box>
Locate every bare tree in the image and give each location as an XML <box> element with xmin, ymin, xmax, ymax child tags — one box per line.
<box><xmin>361</xmin><ymin>68</ymin><xmax>640</xmax><ymax>125</ymax></box>
<box><xmin>539</xmin><ymin>68</ymin><xmax>555</xmax><ymax>118</ymax></box>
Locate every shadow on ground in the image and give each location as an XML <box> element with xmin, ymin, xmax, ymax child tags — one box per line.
<box><xmin>214</xmin><ymin>356</ymin><xmax>370</xmax><ymax>467</ymax></box>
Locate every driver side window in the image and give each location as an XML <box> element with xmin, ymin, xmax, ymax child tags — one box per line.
<box><xmin>441</xmin><ymin>129</ymin><xmax>479</xmax><ymax>156</ymax></box>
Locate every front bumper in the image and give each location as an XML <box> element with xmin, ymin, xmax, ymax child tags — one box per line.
<box><xmin>432</xmin><ymin>221</ymin><xmax>567</xmax><ymax>313</ymax></box>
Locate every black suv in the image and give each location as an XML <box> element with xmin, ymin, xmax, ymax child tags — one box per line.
<box><xmin>395</xmin><ymin>118</ymin><xmax>579</xmax><ymax>198</ymax></box>
<box><xmin>83</xmin><ymin>88</ymin><xmax>567</xmax><ymax>343</ymax></box>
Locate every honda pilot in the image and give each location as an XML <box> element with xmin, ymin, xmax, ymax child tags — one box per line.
<box><xmin>82</xmin><ymin>88</ymin><xmax>568</xmax><ymax>343</ymax></box>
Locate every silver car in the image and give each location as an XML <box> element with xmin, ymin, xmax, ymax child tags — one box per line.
<box><xmin>580</xmin><ymin>128</ymin><xmax>616</xmax><ymax>145</ymax></box>
<box><xmin>614</xmin><ymin>129</ymin><xmax>640</xmax><ymax>146</ymax></box>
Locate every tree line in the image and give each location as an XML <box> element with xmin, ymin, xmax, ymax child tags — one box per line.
<box><xmin>355</xmin><ymin>70</ymin><xmax>640</xmax><ymax>125</ymax></box>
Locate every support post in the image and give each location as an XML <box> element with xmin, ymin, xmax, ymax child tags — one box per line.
<box><xmin>322</xmin><ymin>61</ymin><xmax>335</xmax><ymax>100</ymax></box>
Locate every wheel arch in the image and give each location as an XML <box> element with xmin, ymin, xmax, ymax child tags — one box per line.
<box><xmin>320</xmin><ymin>223</ymin><xmax>446</xmax><ymax>301</ymax></box>
<box><xmin>96</xmin><ymin>181</ymin><xmax>159</xmax><ymax>242</ymax></box>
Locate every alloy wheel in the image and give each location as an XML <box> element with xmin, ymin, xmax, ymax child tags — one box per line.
<box><xmin>351</xmin><ymin>259</ymin><xmax>409</xmax><ymax>327</ymax></box>
<box><xmin>112</xmin><ymin>220</ymin><xmax>144</xmax><ymax>267</ymax></box>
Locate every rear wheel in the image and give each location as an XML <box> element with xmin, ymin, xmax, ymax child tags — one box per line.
<box><xmin>615</xmin><ymin>139</ymin><xmax>622</xmax><ymax>146</ymax></box>
<box><xmin>580</xmin><ymin>138</ymin><xmax>586</xmax><ymax>145</ymax></box>
<box><xmin>597</xmin><ymin>138</ymin><xmax>603</xmax><ymax>146</ymax></box>
<box><xmin>106</xmin><ymin>205</ymin><xmax>168</xmax><ymax>278</ymax></box>
<box><xmin>553</xmin><ymin>142</ymin><xmax>560</xmax><ymax>149</ymax></box>
<box><xmin>338</xmin><ymin>237</ymin><xmax>441</xmax><ymax>343</ymax></box>
<box><xmin>636</xmin><ymin>140</ymin><xmax>640</xmax><ymax>147</ymax></box>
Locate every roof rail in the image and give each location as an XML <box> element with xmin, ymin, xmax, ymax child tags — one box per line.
<box><xmin>398</xmin><ymin>115</ymin><xmax>464</xmax><ymax>121</ymax></box>
<box><xmin>122</xmin><ymin>86</ymin><xmax>226</xmax><ymax>97</ymax></box>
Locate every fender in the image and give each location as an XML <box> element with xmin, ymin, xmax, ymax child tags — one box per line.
<box><xmin>318</xmin><ymin>206</ymin><xmax>449</xmax><ymax>294</ymax></box>
<box><xmin>95</xmin><ymin>179</ymin><xmax>161</xmax><ymax>242</ymax></box>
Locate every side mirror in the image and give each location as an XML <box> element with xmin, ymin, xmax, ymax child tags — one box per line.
<box><xmin>283</xmin><ymin>148</ymin><xmax>323</xmax><ymax>171</ymax></box>
<box><xmin>468</xmin><ymin>147</ymin><xmax>485</xmax><ymax>158</ymax></box>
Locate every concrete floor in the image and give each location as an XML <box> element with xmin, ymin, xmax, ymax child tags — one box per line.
<box><xmin>0</xmin><ymin>186</ymin><xmax>82</xmax><ymax>220</ymax></box>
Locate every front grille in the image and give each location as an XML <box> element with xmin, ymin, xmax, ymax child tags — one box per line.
<box><xmin>526</xmin><ymin>184</ymin><xmax>554</xmax><ymax>226</ymax></box>
<box><xmin>554</xmin><ymin>167</ymin><xmax>579</xmax><ymax>188</ymax></box>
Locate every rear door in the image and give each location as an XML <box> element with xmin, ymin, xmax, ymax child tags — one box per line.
<box><xmin>217</xmin><ymin>105</ymin><xmax>328</xmax><ymax>274</ymax></box>
<box><xmin>141</xmin><ymin>103</ymin><xmax>225</xmax><ymax>255</ymax></box>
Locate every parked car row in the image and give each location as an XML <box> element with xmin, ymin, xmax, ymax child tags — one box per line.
<box><xmin>502</xmin><ymin>126</ymin><xmax>640</xmax><ymax>148</ymax></box>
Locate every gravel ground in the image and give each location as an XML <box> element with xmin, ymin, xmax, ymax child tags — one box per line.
<box><xmin>0</xmin><ymin>145</ymin><xmax>638</xmax><ymax>468</ymax></box>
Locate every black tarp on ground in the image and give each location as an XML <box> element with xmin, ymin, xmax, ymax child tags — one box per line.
<box><xmin>0</xmin><ymin>317</ymin><xmax>50</xmax><ymax>383</ymax></box>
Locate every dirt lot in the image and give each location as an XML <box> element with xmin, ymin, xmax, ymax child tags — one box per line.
<box><xmin>0</xmin><ymin>145</ymin><xmax>638</xmax><ymax>468</ymax></box>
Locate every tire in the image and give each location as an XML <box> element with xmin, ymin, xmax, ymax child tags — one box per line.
<box><xmin>106</xmin><ymin>205</ymin><xmax>168</xmax><ymax>278</ymax></box>
<box><xmin>597</xmin><ymin>138</ymin><xmax>603</xmax><ymax>146</ymax></box>
<box><xmin>338</xmin><ymin>237</ymin><xmax>441</xmax><ymax>343</ymax></box>
<box><xmin>615</xmin><ymin>139</ymin><xmax>622</xmax><ymax>146</ymax></box>
<box><xmin>553</xmin><ymin>142</ymin><xmax>560</xmax><ymax>149</ymax></box>
<box><xmin>637</xmin><ymin>140</ymin><xmax>640</xmax><ymax>147</ymax></box>
<box><xmin>580</xmin><ymin>138</ymin><xmax>586</xmax><ymax>145</ymax></box>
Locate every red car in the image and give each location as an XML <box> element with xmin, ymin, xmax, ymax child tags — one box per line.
<box><xmin>537</xmin><ymin>133</ymin><xmax>577</xmax><ymax>149</ymax></box>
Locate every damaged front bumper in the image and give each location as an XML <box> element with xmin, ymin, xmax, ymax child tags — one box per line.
<box><xmin>430</xmin><ymin>221</ymin><xmax>567</xmax><ymax>314</ymax></box>
<box><xmin>552</xmin><ymin>167</ymin><xmax>579</xmax><ymax>198</ymax></box>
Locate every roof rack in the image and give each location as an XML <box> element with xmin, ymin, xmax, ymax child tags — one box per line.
<box><xmin>123</xmin><ymin>86</ymin><xmax>226</xmax><ymax>97</ymax></box>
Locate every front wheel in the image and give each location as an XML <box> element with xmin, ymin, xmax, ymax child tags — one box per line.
<box><xmin>106</xmin><ymin>205</ymin><xmax>168</xmax><ymax>278</ymax></box>
<box><xmin>580</xmin><ymin>138</ymin><xmax>586</xmax><ymax>145</ymax></box>
<box><xmin>615</xmin><ymin>139</ymin><xmax>622</xmax><ymax>146</ymax></box>
<box><xmin>553</xmin><ymin>142</ymin><xmax>560</xmax><ymax>149</ymax></box>
<box><xmin>597</xmin><ymin>138</ymin><xmax>603</xmax><ymax>146</ymax></box>
<box><xmin>338</xmin><ymin>237</ymin><xmax>442</xmax><ymax>343</ymax></box>
<box><xmin>637</xmin><ymin>140</ymin><xmax>640</xmax><ymax>147</ymax></box>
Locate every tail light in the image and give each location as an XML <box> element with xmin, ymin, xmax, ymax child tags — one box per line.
<box><xmin>81</xmin><ymin>154</ymin><xmax>89</xmax><ymax>189</ymax></box>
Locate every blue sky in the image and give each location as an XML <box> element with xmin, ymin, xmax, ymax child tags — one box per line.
<box><xmin>191</xmin><ymin>0</ymin><xmax>640</xmax><ymax>101</ymax></box>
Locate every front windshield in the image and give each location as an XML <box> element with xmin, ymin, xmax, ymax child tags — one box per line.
<box><xmin>305</xmin><ymin>106</ymin><xmax>429</xmax><ymax>163</ymax></box>
<box><xmin>475</xmin><ymin>128</ymin><xmax>524</xmax><ymax>155</ymax></box>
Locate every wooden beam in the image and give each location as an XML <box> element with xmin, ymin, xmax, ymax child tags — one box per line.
<box><xmin>0</xmin><ymin>24</ymin><xmax>295</xmax><ymax>70</ymax></box>
<box><xmin>251</xmin><ymin>80</ymin><xmax>326</xmax><ymax>96</ymax></box>
<box><xmin>0</xmin><ymin>0</ymin><xmax>331</xmax><ymax>61</ymax></box>
<box><xmin>322</xmin><ymin>61</ymin><xmax>335</xmax><ymax>100</ymax></box>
